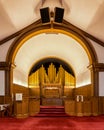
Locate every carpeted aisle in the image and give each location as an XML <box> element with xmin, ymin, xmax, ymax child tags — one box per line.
<box><xmin>0</xmin><ymin>106</ymin><xmax>104</xmax><ymax>130</ymax></box>
<box><xmin>0</xmin><ymin>116</ymin><xmax>104</xmax><ymax>130</ymax></box>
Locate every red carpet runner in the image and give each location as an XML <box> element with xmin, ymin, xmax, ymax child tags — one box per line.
<box><xmin>0</xmin><ymin>106</ymin><xmax>104</xmax><ymax>130</ymax></box>
<box><xmin>35</xmin><ymin>106</ymin><xmax>69</xmax><ymax>117</ymax></box>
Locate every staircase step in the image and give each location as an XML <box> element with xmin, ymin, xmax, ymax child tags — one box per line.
<box><xmin>40</xmin><ymin>110</ymin><xmax>65</xmax><ymax>113</ymax></box>
<box><xmin>40</xmin><ymin>106</ymin><xmax>64</xmax><ymax>108</ymax></box>
<box><xmin>35</xmin><ymin>106</ymin><xmax>69</xmax><ymax>117</ymax></box>
<box><xmin>35</xmin><ymin>113</ymin><xmax>69</xmax><ymax>117</ymax></box>
<box><xmin>40</xmin><ymin>109</ymin><xmax>64</xmax><ymax>112</ymax></box>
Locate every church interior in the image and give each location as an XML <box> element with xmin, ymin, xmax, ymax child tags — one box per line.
<box><xmin>0</xmin><ymin>0</ymin><xmax>104</xmax><ymax>123</ymax></box>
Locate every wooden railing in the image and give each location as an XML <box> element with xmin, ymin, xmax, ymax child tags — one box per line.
<box><xmin>64</xmin><ymin>97</ymin><xmax>104</xmax><ymax>116</ymax></box>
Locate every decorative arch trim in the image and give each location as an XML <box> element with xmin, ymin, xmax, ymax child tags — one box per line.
<box><xmin>7</xmin><ymin>22</ymin><xmax>97</xmax><ymax>65</ymax></box>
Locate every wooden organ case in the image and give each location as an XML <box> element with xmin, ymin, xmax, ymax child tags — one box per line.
<box><xmin>40</xmin><ymin>63</ymin><xmax>64</xmax><ymax>106</ymax></box>
<box><xmin>29</xmin><ymin>63</ymin><xmax>75</xmax><ymax>106</ymax></box>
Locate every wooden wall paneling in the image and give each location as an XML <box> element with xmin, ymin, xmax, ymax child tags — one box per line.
<box><xmin>11</xmin><ymin>84</ymin><xmax>29</xmax><ymax>118</ymax></box>
<box><xmin>4</xmin><ymin>95</ymin><xmax>13</xmax><ymax>116</ymax></box>
<box><xmin>73</xmin><ymin>84</ymin><xmax>92</xmax><ymax>98</ymax></box>
<box><xmin>14</xmin><ymin>101</ymin><xmax>23</xmax><ymax>118</ymax></box>
<box><xmin>91</xmin><ymin>97</ymin><xmax>99</xmax><ymax>116</ymax></box>
<box><xmin>102</xmin><ymin>97</ymin><xmax>104</xmax><ymax>114</ymax></box>
<box><xmin>64</xmin><ymin>100</ymin><xmax>76</xmax><ymax>116</ymax></box>
<box><xmin>29</xmin><ymin>98</ymin><xmax>40</xmax><ymax>116</ymax></box>
<box><xmin>64</xmin><ymin>88</ymin><xmax>74</xmax><ymax>98</ymax></box>
<box><xmin>98</xmin><ymin>97</ymin><xmax>103</xmax><ymax>115</ymax></box>
<box><xmin>0</xmin><ymin>96</ymin><xmax>4</xmax><ymax>104</ymax></box>
<box><xmin>13</xmin><ymin>84</ymin><xmax>29</xmax><ymax>97</ymax></box>
<box><xmin>76</xmin><ymin>102</ymin><xmax>83</xmax><ymax>116</ymax></box>
<box><xmin>99</xmin><ymin>97</ymin><xmax>104</xmax><ymax>115</ymax></box>
<box><xmin>14</xmin><ymin>97</ymin><xmax>29</xmax><ymax>118</ymax></box>
<box><xmin>29</xmin><ymin>88</ymin><xmax>40</xmax><ymax>97</ymax></box>
<box><xmin>22</xmin><ymin>97</ymin><xmax>29</xmax><ymax>117</ymax></box>
<box><xmin>83</xmin><ymin>101</ymin><xmax>91</xmax><ymax>116</ymax></box>
<box><xmin>64</xmin><ymin>96</ymin><xmax>104</xmax><ymax>116</ymax></box>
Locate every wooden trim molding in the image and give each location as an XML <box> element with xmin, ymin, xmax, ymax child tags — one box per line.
<box><xmin>0</xmin><ymin>20</ymin><xmax>41</xmax><ymax>45</ymax></box>
<box><xmin>94</xmin><ymin>63</ymin><xmax>104</xmax><ymax>71</ymax></box>
<box><xmin>0</xmin><ymin>19</ymin><xmax>104</xmax><ymax>47</ymax></box>
<box><xmin>87</xmin><ymin>63</ymin><xmax>104</xmax><ymax>96</ymax></box>
<box><xmin>88</xmin><ymin>63</ymin><xmax>104</xmax><ymax>71</ymax></box>
<box><xmin>0</xmin><ymin>62</ymin><xmax>10</xmax><ymax>70</ymax></box>
<box><xmin>53</xmin><ymin>23</ymin><xmax>98</xmax><ymax>63</ymax></box>
<box><xmin>0</xmin><ymin>62</ymin><xmax>15</xmax><ymax>70</ymax></box>
<box><xmin>0</xmin><ymin>62</ymin><xmax>16</xmax><ymax>95</ymax></box>
<box><xmin>63</xmin><ymin>20</ymin><xmax>104</xmax><ymax>47</ymax></box>
<box><xmin>6</xmin><ymin>22</ymin><xmax>97</xmax><ymax>65</ymax></box>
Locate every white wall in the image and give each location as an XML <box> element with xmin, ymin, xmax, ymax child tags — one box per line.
<box><xmin>99</xmin><ymin>72</ymin><xmax>104</xmax><ymax>96</ymax></box>
<box><xmin>76</xmin><ymin>69</ymin><xmax>91</xmax><ymax>87</ymax></box>
<box><xmin>0</xmin><ymin>38</ymin><xmax>15</xmax><ymax>61</ymax></box>
<box><xmin>0</xmin><ymin>71</ymin><xmax>5</xmax><ymax>95</ymax></box>
<box><xmin>89</xmin><ymin>39</ymin><xmax>104</xmax><ymax>63</ymax></box>
<box><xmin>13</xmin><ymin>68</ymin><xmax>28</xmax><ymax>87</ymax></box>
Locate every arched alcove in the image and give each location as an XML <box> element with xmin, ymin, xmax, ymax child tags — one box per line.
<box><xmin>13</xmin><ymin>33</ymin><xmax>90</xmax><ymax>87</ymax></box>
<box><xmin>7</xmin><ymin>23</ymin><xmax>97</xmax><ymax>96</ymax></box>
<box><xmin>29</xmin><ymin>57</ymin><xmax>75</xmax><ymax>76</ymax></box>
<box><xmin>28</xmin><ymin>57</ymin><xmax>76</xmax><ymax>105</ymax></box>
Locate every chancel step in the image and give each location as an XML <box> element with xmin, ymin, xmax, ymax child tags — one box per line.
<box><xmin>35</xmin><ymin>106</ymin><xmax>69</xmax><ymax>117</ymax></box>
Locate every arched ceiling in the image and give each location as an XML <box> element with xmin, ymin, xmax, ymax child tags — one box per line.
<box><xmin>0</xmin><ymin>0</ymin><xmax>104</xmax><ymax>42</ymax></box>
<box><xmin>14</xmin><ymin>33</ymin><xmax>89</xmax><ymax>86</ymax></box>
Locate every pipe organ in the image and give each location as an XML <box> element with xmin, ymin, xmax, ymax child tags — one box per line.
<box><xmin>65</xmin><ymin>71</ymin><xmax>75</xmax><ymax>87</ymax></box>
<box><xmin>28</xmin><ymin>63</ymin><xmax>75</xmax><ymax>105</ymax></box>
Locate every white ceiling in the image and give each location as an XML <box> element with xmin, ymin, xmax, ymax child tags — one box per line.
<box><xmin>14</xmin><ymin>33</ymin><xmax>90</xmax><ymax>87</ymax></box>
<box><xmin>0</xmin><ymin>0</ymin><xmax>104</xmax><ymax>41</ymax></box>
<box><xmin>14</xmin><ymin>33</ymin><xmax>89</xmax><ymax>76</ymax></box>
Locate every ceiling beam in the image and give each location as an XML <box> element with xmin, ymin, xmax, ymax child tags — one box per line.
<box><xmin>63</xmin><ymin>20</ymin><xmax>104</xmax><ymax>47</ymax></box>
<box><xmin>0</xmin><ymin>19</ymin><xmax>104</xmax><ymax>47</ymax></box>
<box><xmin>0</xmin><ymin>20</ymin><xmax>41</xmax><ymax>45</ymax></box>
